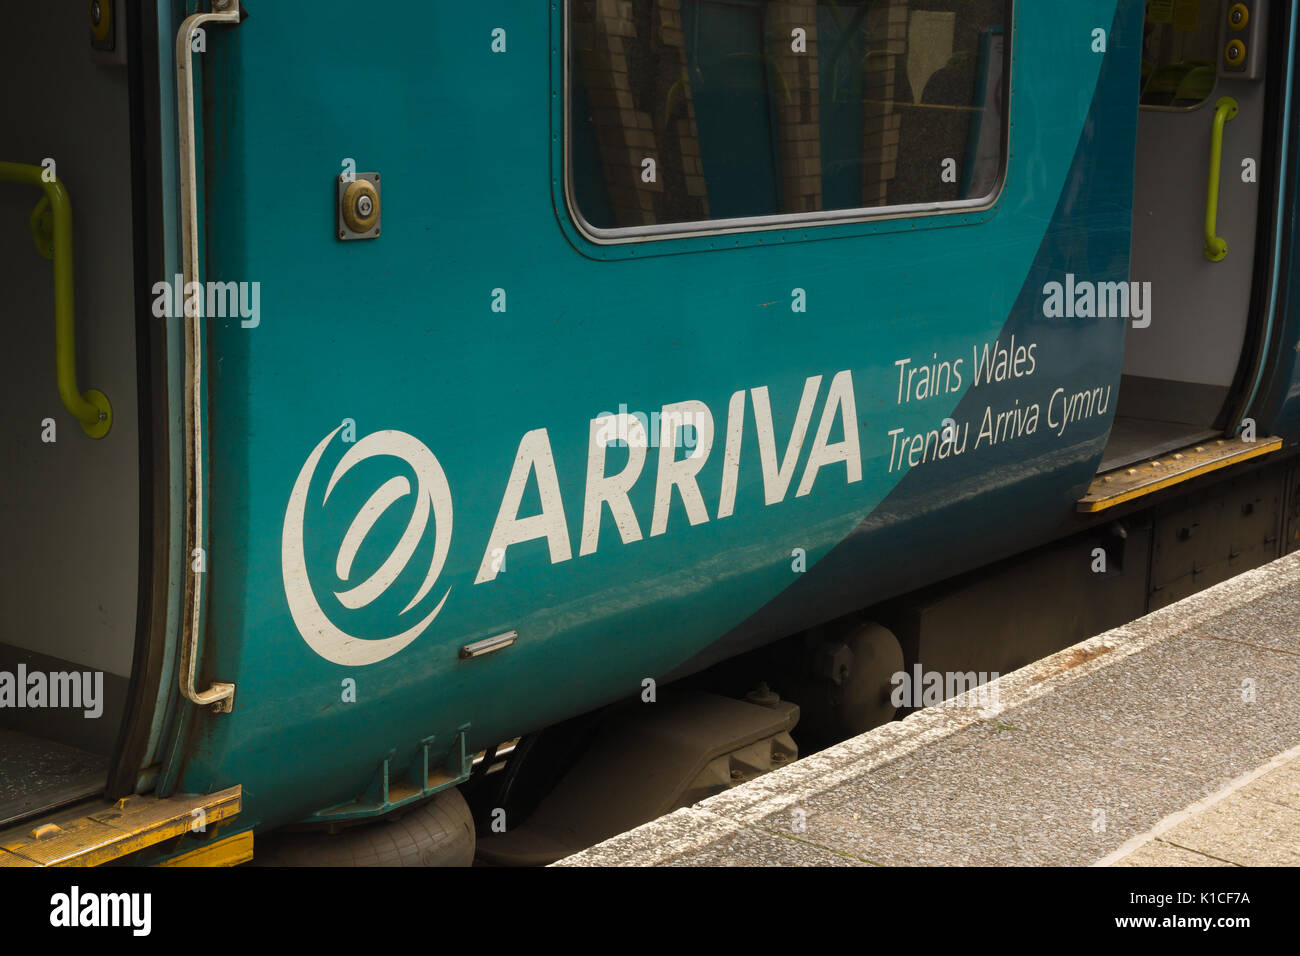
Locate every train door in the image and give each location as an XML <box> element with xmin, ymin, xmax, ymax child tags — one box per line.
<box><xmin>0</xmin><ymin>3</ymin><xmax>148</xmax><ymax>826</ymax></box>
<box><xmin>1102</xmin><ymin>0</ymin><xmax>1275</xmax><ymax>471</ymax></box>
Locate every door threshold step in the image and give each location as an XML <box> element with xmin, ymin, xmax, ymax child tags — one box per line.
<box><xmin>1078</xmin><ymin>436</ymin><xmax>1283</xmax><ymax>513</ymax></box>
<box><xmin>0</xmin><ymin>785</ymin><xmax>241</xmax><ymax>867</ymax></box>
<box><xmin>158</xmin><ymin>829</ymin><xmax>253</xmax><ymax>867</ymax></box>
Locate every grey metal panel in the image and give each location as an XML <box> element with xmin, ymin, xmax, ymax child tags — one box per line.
<box><xmin>0</xmin><ymin>5</ymin><xmax>139</xmax><ymax>677</ymax></box>
<box><xmin>1126</xmin><ymin>3</ymin><xmax>1268</xmax><ymax>391</ymax></box>
<box><xmin>1116</xmin><ymin>374</ymin><xmax>1229</xmax><ymax>424</ymax></box>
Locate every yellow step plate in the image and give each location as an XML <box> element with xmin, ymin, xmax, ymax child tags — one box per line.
<box><xmin>1078</xmin><ymin>437</ymin><xmax>1283</xmax><ymax>513</ymax></box>
<box><xmin>158</xmin><ymin>829</ymin><xmax>253</xmax><ymax>867</ymax></box>
<box><xmin>0</xmin><ymin>786</ymin><xmax>241</xmax><ymax>867</ymax></box>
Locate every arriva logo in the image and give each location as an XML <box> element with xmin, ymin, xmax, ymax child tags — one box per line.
<box><xmin>282</xmin><ymin>425</ymin><xmax>453</xmax><ymax>666</ymax></box>
<box><xmin>282</xmin><ymin>368</ymin><xmax>864</xmax><ymax>663</ymax></box>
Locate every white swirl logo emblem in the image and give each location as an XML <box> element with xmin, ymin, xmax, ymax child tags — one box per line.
<box><xmin>282</xmin><ymin>425</ymin><xmax>453</xmax><ymax>666</ymax></box>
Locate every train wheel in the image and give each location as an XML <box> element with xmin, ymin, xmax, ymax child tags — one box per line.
<box><xmin>253</xmin><ymin>787</ymin><xmax>475</xmax><ymax>867</ymax></box>
<box><xmin>785</xmin><ymin>620</ymin><xmax>904</xmax><ymax>747</ymax></box>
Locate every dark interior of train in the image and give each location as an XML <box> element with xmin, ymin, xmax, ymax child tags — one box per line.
<box><xmin>0</xmin><ymin>5</ymin><xmax>140</xmax><ymax>825</ymax></box>
<box><xmin>569</xmin><ymin>0</ymin><xmax>1008</xmax><ymax>229</ymax></box>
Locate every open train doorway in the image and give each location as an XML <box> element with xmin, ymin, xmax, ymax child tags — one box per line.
<box><xmin>1101</xmin><ymin>0</ymin><xmax>1277</xmax><ymax>473</ymax></box>
<box><xmin>1102</xmin><ymin>0</ymin><xmax>1284</xmax><ymax>476</ymax></box>
<box><xmin>0</xmin><ymin>3</ymin><xmax>151</xmax><ymax>825</ymax></box>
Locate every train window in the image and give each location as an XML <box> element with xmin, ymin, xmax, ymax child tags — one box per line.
<box><xmin>1139</xmin><ymin>0</ymin><xmax>1220</xmax><ymax>109</ymax></box>
<box><xmin>566</xmin><ymin>0</ymin><xmax>1011</xmax><ymax>239</ymax></box>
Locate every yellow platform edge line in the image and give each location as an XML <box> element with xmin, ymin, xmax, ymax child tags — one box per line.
<box><xmin>158</xmin><ymin>829</ymin><xmax>253</xmax><ymax>867</ymax></box>
<box><xmin>1078</xmin><ymin>439</ymin><xmax>1283</xmax><ymax>513</ymax></box>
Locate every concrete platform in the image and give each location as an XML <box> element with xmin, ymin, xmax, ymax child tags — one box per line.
<box><xmin>558</xmin><ymin>551</ymin><xmax>1300</xmax><ymax>866</ymax></box>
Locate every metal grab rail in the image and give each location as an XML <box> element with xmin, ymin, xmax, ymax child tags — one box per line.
<box><xmin>1204</xmin><ymin>97</ymin><xmax>1240</xmax><ymax>262</ymax></box>
<box><xmin>176</xmin><ymin>2</ymin><xmax>240</xmax><ymax>713</ymax></box>
<box><xmin>0</xmin><ymin>161</ymin><xmax>112</xmax><ymax>437</ymax></box>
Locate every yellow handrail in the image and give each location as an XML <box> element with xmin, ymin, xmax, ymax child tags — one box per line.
<box><xmin>0</xmin><ymin>161</ymin><xmax>111</xmax><ymax>437</ymax></box>
<box><xmin>1204</xmin><ymin>97</ymin><xmax>1239</xmax><ymax>263</ymax></box>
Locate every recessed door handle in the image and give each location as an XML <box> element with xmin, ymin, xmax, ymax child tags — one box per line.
<box><xmin>176</xmin><ymin>1</ymin><xmax>241</xmax><ymax>713</ymax></box>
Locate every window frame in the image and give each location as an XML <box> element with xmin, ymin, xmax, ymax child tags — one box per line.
<box><xmin>556</xmin><ymin>0</ymin><xmax>1017</xmax><ymax>252</ymax></box>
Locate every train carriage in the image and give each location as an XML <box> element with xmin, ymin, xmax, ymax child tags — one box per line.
<box><xmin>3</xmin><ymin>0</ymin><xmax>1300</xmax><ymax>865</ymax></box>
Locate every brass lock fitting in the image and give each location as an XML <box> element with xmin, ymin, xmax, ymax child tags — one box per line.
<box><xmin>337</xmin><ymin>173</ymin><xmax>381</xmax><ymax>240</ymax></box>
<box><xmin>90</xmin><ymin>0</ymin><xmax>113</xmax><ymax>48</ymax></box>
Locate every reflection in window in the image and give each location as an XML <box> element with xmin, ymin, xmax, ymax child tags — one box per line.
<box><xmin>568</xmin><ymin>0</ymin><xmax>1010</xmax><ymax>232</ymax></box>
<box><xmin>1140</xmin><ymin>0</ymin><xmax>1220</xmax><ymax>108</ymax></box>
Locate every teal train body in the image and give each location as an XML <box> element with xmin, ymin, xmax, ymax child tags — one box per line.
<box><xmin>173</xmin><ymin>0</ymin><xmax>1300</xmax><ymax>832</ymax></box>
<box><xmin>6</xmin><ymin>0</ymin><xmax>1300</xmax><ymax>859</ymax></box>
